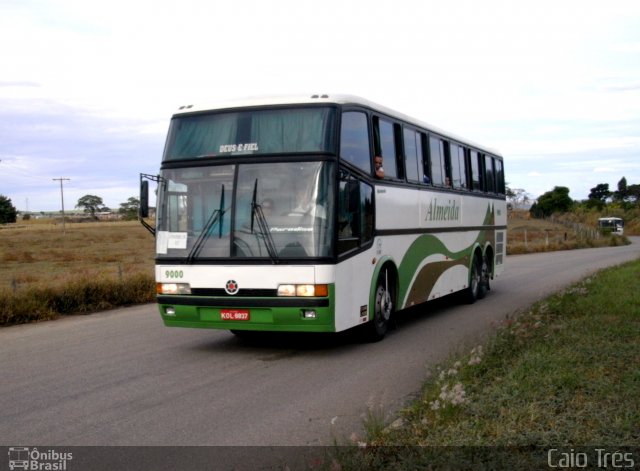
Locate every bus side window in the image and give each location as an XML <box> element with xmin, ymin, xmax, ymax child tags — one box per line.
<box><xmin>338</xmin><ymin>175</ymin><xmax>359</xmax><ymax>254</ymax></box>
<box><xmin>429</xmin><ymin>135</ymin><xmax>445</xmax><ymax>186</ymax></box>
<box><xmin>340</xmin><ymin>112</ymin><xmax>371</xmax><ymax>174</ymax></box>
<box><xmin>393</xmin><ymin>123</ymin><xmax>405</xmax><ymax>180</ymax></box>
<box><xmin>450</xmin><ymin>143</ymin><xmax>463</xmax><ymax>189</ymax></box>
<box><xmin>485</xmin><ymin>155</ymin><xmax>496</xmax><ymax>193</ymax></box>
<box><xmin>373</xmin><ymin>117</ymin><xmax>398</xmax><ymax>178</ymax></box>
<box><xmin>443</xmin><ymin>141</ymin><xmax>453</xmax><ymax>187</ymax></box>
<box><xmin>495</xmin><ymin>158</ymin><xmax>505</xmax><ymax>194</ymax></box>
<box><xmin>360</xmin><ymin>181</ymin><xmax>374</xmax><ymax>243</ymax></box>
<box><xmin>420</xmin><ymin>133</ymin><xmax>430</xmax><ymax>184</ymax></box>
<box><xmin>338</xmin><ymin>170</ymin><xmax>373</xmax><ymax>255</ymax></box>
<box><xmin>403</xmin><ymin>127</ymin><xmax>421</xmax><ymax>183</ymax></box>
<box><xmin>470</xmin><ymin>150</ymin><xmax>482</xmax><ymax>191</ymax></box>
<box><xmin>459</xmin><ymin>147</ymin><xmax>469</xmax><ymax>190</ymax></box>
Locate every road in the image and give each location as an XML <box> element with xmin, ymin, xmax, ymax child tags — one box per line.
<box><xmin>1</xmin><ymin>237</ymin><xmax>639</xmax><ymax>448</ymax></box>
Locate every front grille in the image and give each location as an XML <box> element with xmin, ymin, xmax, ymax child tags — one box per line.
<box><xmin>190</xmin><ymin>288</ymin><xmax>278</xmax><ymax>297</ymax></box>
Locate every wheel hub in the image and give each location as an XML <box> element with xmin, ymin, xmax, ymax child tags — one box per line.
<box><xmin>376</xmin><ymin>286</ymin><xmax>392</xmax><ymax>322</ymax></box>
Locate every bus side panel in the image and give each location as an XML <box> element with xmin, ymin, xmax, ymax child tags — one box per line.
<box><xmin>396</xmin><ymin>232</ymin><xmax>477</xmax><ymax>307</ymax></box>
<box><xmin>376</xmin><ymin>185</ymin><xmax>505</xmax><ymax>308</ymax></box>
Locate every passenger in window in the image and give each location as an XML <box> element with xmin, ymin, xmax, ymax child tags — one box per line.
<box><xmin>445</xmin><ymin>177</ymin><xmax>452</xmax><ymax>187</ymax></box>
<box><xmin>374</xmin><ymin>156</ymin><xmax>384</xmax><ymax>178</ymax></box>
<box><xmin>423</xmin><ymin>174</ymin><xmax>430</xmax><ymax>184</ymax></box>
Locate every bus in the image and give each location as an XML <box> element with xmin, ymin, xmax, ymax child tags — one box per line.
<box><xmin>140</xmin><ymin>94</ymin><xmax>506</xmax><ymax>341</ymax></box>
<box><xmin>598</xmin><ymin>217</ymin><xmax>624</xmax><ymax>235</ymax></box>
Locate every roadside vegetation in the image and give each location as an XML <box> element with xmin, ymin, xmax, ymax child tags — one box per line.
<box><xmin>507</xmin><ymin>210</ymin><xmax>630</xmax><ymax>255</ymax></box>
<box><xmin>0</xmin><ymin>220</ymin><xmax>155</xmax><ymax>325</ymax></box>
<box><xmin>331</xmin><ymin>259</ymin><xmax>640</xmax><ymax>469</ymax></box>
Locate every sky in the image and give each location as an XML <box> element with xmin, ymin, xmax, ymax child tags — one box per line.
<box><xmin>1</xmin><ymin>0</ymin><xmax>639</xmax><ymax>212</ymax></box>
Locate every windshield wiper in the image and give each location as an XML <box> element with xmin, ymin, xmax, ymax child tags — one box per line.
<box><xmin>187</xmin><ymin>184</ymin><xmax>225</xmax><ymax>264</ymax></box>
<box><xmin>250</xmin><ymin>179</ymin><xmax>279</xmax><ymax>263</ymax></box>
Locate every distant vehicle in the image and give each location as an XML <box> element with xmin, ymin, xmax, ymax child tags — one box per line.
<box><xmin>140</xmin><ymin>94</ymin><xmax>506</xmax><ymax>341</ymax></box>
<box><xmin>598</xmin><ymin>217</ymin><xmax>624</xmax><ymax>235</ymax></box>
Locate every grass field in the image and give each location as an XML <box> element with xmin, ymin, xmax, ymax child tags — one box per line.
<box><xmin>0</xmin><ymin>220</ymin><xmax>155</xmax><ymax>325</ymax></box>
<box><xmin>0</xmin><ymin>220</ymin><xmax>154</xmax><ymax>289</ymax></box>
<box><xmin>507</xmin><ymin>211</ymin><xmax>630</xmax><ymax>254</ymax></box>
<box><xmin>331</xmin><ymin>259</ymin><xmax>640</xmax><ymax>469</ymax></box>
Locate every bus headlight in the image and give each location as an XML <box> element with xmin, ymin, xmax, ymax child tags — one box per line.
<box><xmin>157</xmin><ymin>283</ymin><xmax>191</xmax><ymax>295</ymax></box>
<box><xmin>277</xmin><ymin>284</ymin><xmax>328</xmax><ymax>297</ymax></box>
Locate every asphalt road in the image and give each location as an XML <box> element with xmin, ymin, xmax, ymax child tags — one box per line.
<box><xmin>1</xmin><ymin>237</ymin><xmax>639</xmax><ymax>448</ymax></box>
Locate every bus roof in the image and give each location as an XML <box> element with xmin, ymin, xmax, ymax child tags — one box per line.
<box><xmin>172</xmin><ymin>94</ymin><xmax>502</xmax><ymax>157</ymax></box>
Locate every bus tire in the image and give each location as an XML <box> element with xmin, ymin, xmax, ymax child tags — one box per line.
<box><xmin>465</xmin><ymin>253</ymin><xmax>486</xmax><ymax>304</ymax></box>
<box><xmin>363</xmin><ymin>269</ymin><xmax>395</xmax><ymax>342</ymax></box>
<box><xmin>481</xmin><ymin>253</ymin><xmax>491</xmax><ymax>294</ymax></box>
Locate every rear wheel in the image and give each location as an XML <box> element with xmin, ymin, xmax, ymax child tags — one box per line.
<box><xmin>480</xmin><ymin>254</ymin><xmax>490</xmax><ymax>295</ymax></box>
<box><xmin>465</xmin><ymin>254</ymin><xmax>487</xmax><ymax>303</ymax></box>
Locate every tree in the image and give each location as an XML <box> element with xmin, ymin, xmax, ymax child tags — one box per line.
<box><xmin>118</xmin><ymin>197</ymin><xmax>140</xmax><ymax>220</ymax></box>
<box><xmin>506</xmin><ymin>186</ymin><xmax>531</xmax><ymax>209</ymax></box>
<box><xmin>76</xmin><ymin>194</ymin><xmax>106</xmax><ymax>218</ymax></box>
<box><xmin>530</xmin><ymin>186</ymin><xmax>573</xmax><ymax>218</ymax></box>
<box><xmin>585</xmin><ymin>183</ymin><xmax>611</xmax><ymax>210</ymax></box>
<box><xmin>588</xmin><ymin>183</ymin><xmax>611</xmax><ymax>203</ymax></box>
<box><xmin>613</xmin><ymin>177</ymin><xmax>628</xmax><ymax>202</ymax></box>
<box><xmin>627</xmin><ymin>183</ymin><xmax>640</xmax><ymax>204</ymax></box>
<box><xmin>0</xmin><ymin>195</ymin><xmax>18</xmax><ymax>224</ymax></box>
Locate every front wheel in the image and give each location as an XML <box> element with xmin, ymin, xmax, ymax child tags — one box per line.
<box><xmin>363</xmin><ymin>269</ymin><xmax>395</xmax><ymax>342</ymax></box>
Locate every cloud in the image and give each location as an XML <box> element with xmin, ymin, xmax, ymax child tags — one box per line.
<box><xmin>603</xmin><ymin>83</ymin><xmax>640</xmax><ymax>92</ymax></box>
<box><xmin>0</xmin><ymin>99</ymin><xmax>165</xmax><ymax>211</ymax></box>
<box><xmin>0</xmin><ymin>80</ymin><xmax>41</xmax><ymax>88</ymax></box>
<box><xmin>2</xmin><ymin>0</ymin><xmax>640</xmax><ymax>209</ymax></box>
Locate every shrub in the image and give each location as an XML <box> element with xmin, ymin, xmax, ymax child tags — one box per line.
<box><xmin>0</xmin><ymin>273</ymin><xmax>155</xmax><ymax>326</ymax></box>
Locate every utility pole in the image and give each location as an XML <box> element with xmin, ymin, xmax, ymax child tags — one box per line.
<box><xmin>53</xmin><ymin>177</ymin><xmax>70</xmax><ymax>234</ymax></box>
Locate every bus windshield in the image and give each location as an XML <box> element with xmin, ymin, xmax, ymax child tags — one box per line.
<box><xmin>155</xmin><ymin>161</ymin><xmax>335</xmax><ymax>260</ymax></box>
<box><xmin>163</xmin><ymin>107</ymin><xmax>336</xmax><ymax>160</ymax></box>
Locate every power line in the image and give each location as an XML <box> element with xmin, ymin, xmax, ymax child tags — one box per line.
<box><xmin>52</xmin><ymin>177</ymin><xmax>70</xmax><ymax>234</ymax></box>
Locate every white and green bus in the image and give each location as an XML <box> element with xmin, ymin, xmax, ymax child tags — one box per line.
<box><xmin>140</xmin><ymin>95</ymin><xmax>506</xmax><ymax>341</ymax></box>
<box><xmin>598</xmin><ymin>217</ymin><xmax>624</xmax><ymax>235</ymax></box>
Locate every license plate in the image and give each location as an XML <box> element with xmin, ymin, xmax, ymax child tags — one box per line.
<box><xmin>220</xmin><ymin>309</ymin><xmax>250</xmax><ymax>321</ymax></box>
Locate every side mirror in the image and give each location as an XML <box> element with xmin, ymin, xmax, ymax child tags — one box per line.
<box><xmin>138</xmin><ymin>173</ymin><xmax>159</xmax><ymax>236</ymax></box>
<box><xmin>140</xmin><ymin>180</ymin><xmax>149</xmax><ymax>218</ymax></box>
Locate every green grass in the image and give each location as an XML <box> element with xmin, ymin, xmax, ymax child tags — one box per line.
<box><xmin>331</xmin><ymin>259</ymin><xmax>640</xmax><ymax>469</ymax></box>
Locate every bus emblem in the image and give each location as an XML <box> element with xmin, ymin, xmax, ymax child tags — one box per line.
<box><xmin>225</xmin><ymin>280</ymin><xmax>239</xmax><ymax>295</ymax></box>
